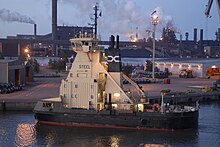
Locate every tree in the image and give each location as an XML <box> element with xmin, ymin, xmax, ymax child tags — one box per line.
<box><xmin>144</xmin><ymin>60</ymin><xmax>152</xmax><ymax>72</ymax></box>
<box><xmin>122</xmin><ymin>64</ymin><xmax>133</xmax><ymax>77</ymax></box>
<box><xmin>28</xmin><ymin>58</ymin><xmax>40</xmax><ymax>73</ymax></box>
<box><xmin>48</xmin><ymin>58</ymin><xmax>67</xmax><ymax>71</ymax></box>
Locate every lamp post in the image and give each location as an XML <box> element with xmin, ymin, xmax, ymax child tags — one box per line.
<box><xmin>151</xmin><ymin>14</ymin><xmax>158</xmax><ymax>80</ymax></box>
<box><xmin>161</xmin><ymin>92</ymin><xmax>164</xmax><ymax>113</ymax></box>
<box><xmin>24</xmin><ymin>47</ymin><xmax>30</xmax><ymax>60</ymax></box>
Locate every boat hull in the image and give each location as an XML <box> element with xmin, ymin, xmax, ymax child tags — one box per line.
<box><xmin>34</xmin><ymin>102</ymin><xmax>199</xmax><ymax>130</ymax></box>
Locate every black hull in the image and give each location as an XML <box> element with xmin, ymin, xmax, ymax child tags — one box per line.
<box><xmin>34</xmin><ymin>102</ymin><xmax>199</xmax><ymax>130</ymax></box>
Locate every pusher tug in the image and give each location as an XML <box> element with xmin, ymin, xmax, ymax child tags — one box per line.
<box><xmin>34</xmin><ymin>35</ymin><xmax>199</xmax><ymax>130</ymax></box>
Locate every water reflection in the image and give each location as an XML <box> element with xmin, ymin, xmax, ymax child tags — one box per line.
<box><xmin>140</xmin><ymin>144</ymin><xmax>170</xmax><ymax>147</ymax></box>
<box><xmin>14</xmin><ymin>124</ymin><xmax>36</xmax><ymax>147</ymax></box>
<box><xmin>5</xmin><ymin>103</ymin><xmax>220</xmax><ymax>147</ymax></box>
<box><xmin>35</xmin><ymin>123</ymin><xmax>198</xmax><ymax>147</ymax></box>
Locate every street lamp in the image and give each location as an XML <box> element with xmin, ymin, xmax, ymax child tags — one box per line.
<box><xmin>24</xmin><ymin>48</ymin><xmax>29</xmax><ymax>54</ymax></box>
<box><xmin>151</xmin><ymin>14</ymin><xmax>158</xmax><ymax>80</ymax></box>
<box><xmin>24</xmin><ymin>47</ymin><xmax>30</xmax><ymax>59</ymax></box>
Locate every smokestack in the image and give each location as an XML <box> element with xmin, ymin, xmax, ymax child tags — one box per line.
<box><xmin>116</xmin><ymin>35</ymin><xmax>119</xmax><ymax>49</ymax></box>
<box><xmin>185</xmin><ymin>32</ymin><xmax>189</xmax><ymax>41</ymax></box>
<box><xmin>52</xmin><ymin>0</ymin><xmax>57</xmax><ymax>40</ymax></box>
<box><xmin>34</xmin><ymin>24</ymin><xmax>37</xmax><ymax>37</ymax></box>
<box><xmin>194</xmin><ymin>28</ymin><xmax>197</xmax><ymax>48</ymax></box>
<box><xmin>200</xmin><ymin>29</ymin><xmax>203</xmax><ymax>46</ymax></box>
<box><xmin>110</xmin><ymin>35</ymin><xmax>115</xmax><ymax>49</ymax></box>
<box><xmin>218</xmin><ymin>28</ymin><xmax>220</xmax><ymax>46</ymax></box>
<box><xmin>194</xmin><ymin>28</ymin><xmax>197</xmax><ymax>43</ymax></box>
<box><xmin>107</xmin><ymin>35</ymin><xmax>121</xmax><ymax>72</ymax></box>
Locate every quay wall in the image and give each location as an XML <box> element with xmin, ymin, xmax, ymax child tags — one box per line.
<box><xmin>0</xmin><ymin>92</ymin><xmax>220</xmax><ymax>111</ymax></box>
<box><xmin>0</xmin><ymin>102</ymin><xmax>36</xmax><ymax>111</ymax></box>
<box><xmin>150</xmin><ymin>91</ymin><xmax>220</xmax><ymax>104</ymax></box>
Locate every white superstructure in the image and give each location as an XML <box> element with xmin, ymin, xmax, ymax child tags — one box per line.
<box><xmin>59</xmin><ymin>35</ymin><xmax>133</xmax><ymax>111</ymax></box>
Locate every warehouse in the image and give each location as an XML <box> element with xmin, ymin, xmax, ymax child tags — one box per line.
<box><xmin>0</xmin><ymin>59</ymin><xmax>34</xmax><ymax>85</ymax></box>
<box><xmin>155</xmin><ymin>58</ymin><xmax>220</xmax><ymax>77</ymax></box>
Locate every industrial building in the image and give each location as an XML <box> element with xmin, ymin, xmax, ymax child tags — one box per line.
<box><xmin>155</xmin><ymin>58</ymin><xmax>220</xmax><ymax>77</ymax></box>
<box><xmin>0</xmin><ymin>59</ymin><xmax>34</xmax><ymax>85</ymax></box>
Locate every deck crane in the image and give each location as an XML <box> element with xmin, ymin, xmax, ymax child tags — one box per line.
<box><xmin>205</xmin><ymin>0</ymin><xmax>220</xmax><ymax>18</ymax></box>
<box><xmin>122</xmin><ymin>73</ymin><xmax>147</xmax><ymax>103</ymax></box>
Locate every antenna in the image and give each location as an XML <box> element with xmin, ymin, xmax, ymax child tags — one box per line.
<box><xmin>89</xmin><ymin>2</ymin><xmax>102</xmax><ymax>38</ymax></box>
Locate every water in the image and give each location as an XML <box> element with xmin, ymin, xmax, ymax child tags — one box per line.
<box><xmin>0</xmin><ymin>102</ymin><xmax>220</xmax><ymax>147</ymax></box>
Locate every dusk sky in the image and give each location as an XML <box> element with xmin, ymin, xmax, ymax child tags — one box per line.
<box><xmin>0</xmin><ymin>0</ymin><xmax>219</xmax><ymax>41</ymax></box>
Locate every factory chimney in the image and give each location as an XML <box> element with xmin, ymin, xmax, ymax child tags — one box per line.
<box><xmin>34</xmin><ymin>24</ymin><xmax>37</xmax><ymax>37</ymax></box>
<box><xmin>52</xmin><ymin>0</ymin><xmax>57</xmax><ymax>40</ymax></box>
<box><xmin>218</xmin><ymin>28</ymin><xmax>220</xmax><ymax>46</ymax></box>
<box><xmin>194</xmin><ymin>28</ymin><xmax>197</xmax><ymax>48</ymax></box>
<box><xmin>200</xmin><ymin>29</ymin><xmax>203</xmax><ymax>46</ymax></box>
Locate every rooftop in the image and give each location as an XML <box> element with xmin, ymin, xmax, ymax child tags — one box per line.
<box><xmin>156</xmin><ymin>58</ymin><xmax>220</xmax><ymax>64</ymax></box>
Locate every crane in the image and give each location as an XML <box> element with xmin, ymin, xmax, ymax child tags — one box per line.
<box><xmin>205</xmin><ymin>0</ymin><xmax>220</xmax><ymax>18</ymax></box>
<box><xmin>122</xmin><ymin>73</ymin><xmax>147</xmax><ymax>103</ymax></box>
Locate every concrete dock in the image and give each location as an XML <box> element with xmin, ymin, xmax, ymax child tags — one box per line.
<box><xmin>0</xmin><ymin>76</ymin><xmax>62</xmax><ymax>111</ymax></box>
<box><xmin>0</xmin><ymin>73</ymin><xmax>220</xmax><ymax>111</ymax></box>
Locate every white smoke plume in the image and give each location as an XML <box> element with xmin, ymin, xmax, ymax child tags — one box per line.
<box><xmin>0</xmin><ymin>8</ymin><xmax>35</xmax><ymax>24</ymax></box>
<box><xmin>59</xmin><ymin>1</ymin><xmax>178</xmax><ymax>40</ymax></box>
<box><xmin>100</xmin><ymin>0</ymin><xmax>146</xmax><ymax>39</ymax></box>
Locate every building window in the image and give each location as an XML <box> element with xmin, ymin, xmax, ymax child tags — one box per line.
<box><xmin>75</xmin><ymin>84</ymin><xmax>78</xmax><ymax>88</ymax></box>
<box><xmin>91</xmin><ymin>95</ymin><xmax>94</xmax><ymax>99</ymax></box>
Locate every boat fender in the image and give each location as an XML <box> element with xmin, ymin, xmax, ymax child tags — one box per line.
<box><xmin>141</xmin><ymin>119</ymin><xmax>147</xmax><ymax>125</ymax></box>
<box><xmin>152</xmin><ymin>103</ymin><xmax>161</xmax><ymax>112</ymax></box>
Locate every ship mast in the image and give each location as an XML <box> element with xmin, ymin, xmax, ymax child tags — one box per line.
<box><xmin>89</xmin><ymin>3</ymin><xmax>101</xmax><ymax>39</ymax></box>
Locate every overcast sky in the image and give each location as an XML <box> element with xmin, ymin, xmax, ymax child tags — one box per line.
<box><xmin>0</xmin><ymin>0</ymin><xmax>219</xmax><ymax>41</ymax></box>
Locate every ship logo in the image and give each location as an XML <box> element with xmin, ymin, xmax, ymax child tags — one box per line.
<box><xmin>107</xmin><ymin>55</ymin><xmax>120</xmax><ymax>63</ymax></box>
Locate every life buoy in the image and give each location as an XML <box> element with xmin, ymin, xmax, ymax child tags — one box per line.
<box><xmin>152</xmin><ymin>103</ymin><xmax>161</xmax><ymax>111</ymax></box>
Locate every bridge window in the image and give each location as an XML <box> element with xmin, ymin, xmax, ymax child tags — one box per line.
<box><xmin>43</xmin><ymin>103</ymin><xmax>53</xmax><ymax>108</ymax></box>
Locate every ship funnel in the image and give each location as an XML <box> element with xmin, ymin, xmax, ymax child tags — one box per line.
<box><xmin>110</xmin><ymin>35</ymin><xmax>115</xmax><ymax>49</ymax></box>
<box><xmin>116</xmin><ymin>35</ymin><xmax>119</xmax><ymax>49</ymax></box>
<box><xmin>107</xmin><ymin>35</ymin><xmax>121</xmax><ymax>72</ymax></box>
